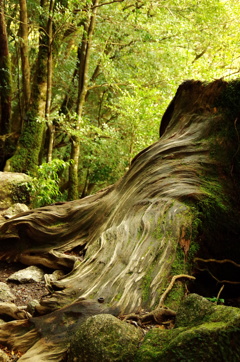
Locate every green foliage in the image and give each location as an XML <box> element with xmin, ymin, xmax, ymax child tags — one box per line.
<box><xmin>3</xmin><ymin>0</ymin><xmax>240</xmax><ymax>194</ymax></box>
<box><xmin>28</xmin><ymin>159</ymin><xmax>71</xmax><ymax>207</ymax></box>
<box><xmin>205</xmin><ymin>297</ymin><xmax>225</xmax><ymax>305</ymax></box>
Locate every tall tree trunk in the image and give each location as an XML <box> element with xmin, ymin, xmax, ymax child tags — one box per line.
<box><xmin>46</xmin><ymin>0</ymin><xmax>55</xmax><ymax>163</ymax></box>
<box><xmin>19</xmin><ymin>0</ymin><xmax>31</xmax><ymax>124</ymax></box>
<box><xmin>68</xmin><ymin>0</ymin><xmax>99</xmax><ymax>200</ymax></box>
<box><xmin>5</xmin><ymin>0</ymin><xmax>48</xmax><ymax>172</ymax></box>
<box><xmin>0</xmin><ymin>0</ymin><xmax>11</xmax><ymax>135</ymax></box>
<box><xmin>1</xmin><ymin>79</ymin><xmax>240</xmax><ymax>360</ymax></box>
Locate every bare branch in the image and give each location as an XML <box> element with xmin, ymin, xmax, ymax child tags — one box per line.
<box><xmin>195</xmin><ymin>257</ymin><xmax>240</xmax><ymax>268</ymax></box>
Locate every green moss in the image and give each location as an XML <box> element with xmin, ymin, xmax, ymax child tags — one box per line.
<box><xmin>135</xmin><ymin>295</ymin><xmax>240</xmax><ymax>362</ymax></box>
<box><xmin>114</xmin><ymin>293</ymin><xmax>122</xmax><ymax>302</ymax></box>
<box><xmin>176</xmin><ymin>294</ymin><xmax>215</xmax><ymax>327</ymax></box>
<box><xmin>164</xmin><ymin>282</ymin><xmax>185</xmax><ymax>310</ymax></box>
<box><xmin>8</xmin><ymin>118</ymin><xmax>45</xmax><ymax>173</ymax></box>
<box><xmin>152</xmin><ymin>222</ymin><xmax>164</xmax><ymax>240</ymax></box>
<box><xmin>48</xmin><ymin>222</ymin><xmax>66</xmax><ymax>228</ymax></box>
<box><xmin>141</xmin><ymin>265</ymin><xmax>155</xmax><ymax>304</ymax></box>
<box><xmin>170</xmin><ymin>245</ymin><xmax>185</xmax><ymax>275</ymax></box>
<box><xmin>11</xmin><ymin>182</ymin><xmax>31</xmax><ymax>204</ymax></box>
<box><xmin>68</xmin><ymin>314</ymin><xmax>143</xmax><ymax>362</ymax></box>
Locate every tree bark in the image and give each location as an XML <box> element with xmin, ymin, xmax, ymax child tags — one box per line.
<box><xmin>1</xmin><ymin>79</ymin><xmax>240</xmax><ymax>359</ymax></box>
<box><xmin>5</xmin><ymin>0</ymin><xmax>48</xmax><ymax>172</ymax></box>
<box><xmin>19</xmin><ymin>0</ymin><xmax>31</xmax><ymax>121</ymax></box>
<box><xmin>0</xmin><ymin>0</ymin><xmax>12</xmax><ymax>135</ymax></box>
<box><xmin>46</xmin><ymin>0</ymin><xmax>55</xmax><ymax>163</ymax></box>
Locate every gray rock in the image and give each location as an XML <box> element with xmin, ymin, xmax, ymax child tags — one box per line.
<box><xmin>2</xmin><ymin>203</ymin><xmax>29</xmax><ymax>219</ymax></box>
<box><xmin>27</xmin><ymin>299</ymin><xmax>40</xmax><ymax>315</ymax></box>
<box><xmin>0</xmin><ymin>172</ymin><xmax>31</xmax><ymax>210</ymax></box>
<box><xmin>0</xmin><ymin>282</ymin><xmax>15</xmax><ymax>302</ymax></box>
<box><xmin>7</xmin><ymin>266</ymin><xmax>45</xmax><ymax>283</ymax></box>
<box><xmin>68</xmin><ymin>314</ymin><xmax>143</xmax><ymax>362</ymax></box>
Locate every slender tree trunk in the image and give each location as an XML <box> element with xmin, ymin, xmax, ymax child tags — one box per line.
<box><xmin>0</xmin><ymin>0</ymin><xmax>11</xmax><ymax>135</ymax></box>
<box><xmin>19</xmin><ymin>0</ymin><xmax>31</xmax><ymax>122</ymax></box>
<box><xmin>68</xmin><ymin>0</ymin><xmax>99</xmax><ymax>200</ymax></box>
<box><xmin>46</xmin><ymin>0</ymin><xmax>55</xmax><ymax>163</ymax></box>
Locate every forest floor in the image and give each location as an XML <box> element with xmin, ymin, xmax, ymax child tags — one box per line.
<box><xmin>0</xmin><ymin>261</ymin><xmax>49</xmax><ymax>361</ymax></box>
<box><xmin>0</xmin><ymin>261</ymin><xmax>48</xmax><ymax>307</ymax></box>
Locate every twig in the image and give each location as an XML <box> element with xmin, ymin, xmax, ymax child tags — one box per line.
<box><xmin>195</xmin><ymin>257</ymin><xmax>240</xmax><ymax>268</ymax></box>
<box><xmin>216</xmin><ymin>284</ymin><xmax>224</xmax><ymax>304</ymax></box>
<box><xmin>196</xmin><ymin>267</ymin><xmax>240</xmax><ymax>285</ymax></box>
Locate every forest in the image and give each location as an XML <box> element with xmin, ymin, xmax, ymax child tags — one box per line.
<box><xmin>1</xmin><ymin>1</ymin><xmax>240</xmax><ymax>361</ymax></box>
<box><xmin>0</xmin><ymin>0</ymin><xmax>240</xmax><ymax>203</ymax></box>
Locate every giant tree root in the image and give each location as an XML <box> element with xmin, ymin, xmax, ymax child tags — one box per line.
<box><xmin>0</xmin><ymin>299</ymin><xmax>119</xmax><ymax>361</ymax></box>
<box><xmin>0</xmin><ymin>302</ymin><xmax>31</xmax><ymax>320</ymax></box>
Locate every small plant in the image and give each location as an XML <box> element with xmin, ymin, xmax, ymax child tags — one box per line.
<box><xmin>205</xmin><ymin>296</ymin><xmax>225</xmax><ymax>304</ymax></box>
<box><xmin>28</xmin><ymin>159</ymin><xmax>71</xmax><ymax>208</ymax></box>
<box><xmin>205</xmin><ymin>285</ymin><xmax>225</xmax><ymax>305</ymax></box>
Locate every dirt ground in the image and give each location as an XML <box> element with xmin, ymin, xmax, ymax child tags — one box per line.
<box><xmin>0</xmin><ymin>261</ymin><xmax>50</xmax><ymax>360</ymax></box>
<box><xmin>0</xmin><ymin>261</ymin><xmax>49</xmax><ymax>307</ymax></box>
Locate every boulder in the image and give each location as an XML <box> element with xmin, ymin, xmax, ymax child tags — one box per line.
<box><xmin>135</xmin><ymin>294</ymin><xmax>240</xmax><ymax>361</ymax></box>
<box><xmin>0</xmin><ymin>172</ymin><xmax>31</xmax><ymax>210</ymax></box>
<box><xmin>68</xmin><ymin>314</ymin><xmax>143</xmax><ymax>362</ymax></box>
<box><xmin>7</xmin><ymin>266</ymin><xmax>45</xmax><ymax>283</ymax></box>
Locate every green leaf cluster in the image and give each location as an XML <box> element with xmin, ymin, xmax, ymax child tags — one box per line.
<box><xmin>28</xmin><ymin>159</ymin><xmax>72</xmax><ymax>207</ymax></box>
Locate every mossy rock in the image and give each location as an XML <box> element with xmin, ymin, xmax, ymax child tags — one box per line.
<box><xmin>68</xmin><ymin>314</ymin><xmax>143</xmax><ymax>362</ymax></box>
<box><xmin>134</xmin><ymin>294</ymin><xmax>240</xmax><ymax>362</ymax></box>
<box><xmin>0</xmin><ymin>172</ymin><xmax>31</xmax><ymax>209</ymax></box>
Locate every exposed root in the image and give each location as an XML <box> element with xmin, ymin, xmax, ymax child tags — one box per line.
<box><xmin>122</xmin><ymin>307</ymin><xmax>176</xmax><ymax>330</ymax></box>
<box><xmin>122</xmin><ymin>274</ymin><xmax>195</xmax><ymax>328</ymax></box>
<box><xmin>158</xmin><ymin>274</ymin><xmax>196</xmax><ymax>308</ymax></box>
<box><xmin>0</xmin><ymin>302</ymin><xmax>31</xmax><ymax>320</ymax></box>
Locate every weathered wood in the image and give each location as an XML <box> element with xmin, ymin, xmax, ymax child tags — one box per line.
<box><xmin>0</xmin><ymin>302</ymin><xmax>31</xmax><ymax>320</ymax></box>
<box><xmin>0</xmin><ymin>299</ymin><xmax>119</xmax><ymax>361</ymax></box>
<box><xmin>1</xmin><ymin>79</ymin><xmax>240</xmax><ymax>359</ymax></box>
